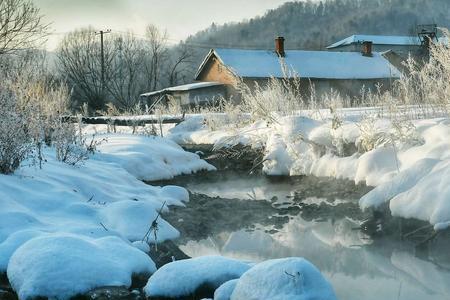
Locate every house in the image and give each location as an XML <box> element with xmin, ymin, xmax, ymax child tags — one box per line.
<box><xmin>326</xmin><ymin>34</ymin><xmax>424</xmax><ymax>59</ymax></box>
<box><xmin>140</xmin><ymin>81</ymin><xmax>227</xmax><ymax>110</ymax></box>
<box><xmin>195</xmin><ymin>37</ymin><xmax>401</xmax><ymax>100</ymax></box>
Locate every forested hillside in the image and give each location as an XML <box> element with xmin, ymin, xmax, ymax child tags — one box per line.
<box><xmin>187</xmin><ymin>0</ymin><xmax>450</xmax><ymax>50</ymax></box>
<box><xmin>182</xmin><ymin>0</ymin><xmax>450</xmax><ymax>78</ymax></box>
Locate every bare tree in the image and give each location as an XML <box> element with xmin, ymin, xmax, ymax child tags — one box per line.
<box><xmin>144</xmin><ymin>25</ymin><xmax>169</xmax><ymax>91</ymax></box>
<box><xmin>166</xmin><ymin>42</ymin><xmax>193</xmax><ymax>86</ymax></box>
<box><xmin>106</xmin><ymin>33</ymin><xmax>147</xmax><ymax>109</ymax></box>
<box><xmin>57</xmin><ymin>27</ymin><xmax>114</xmax><ymax>112</ymax></box>
<box><xmin>58</xmin><ymin>25</ymin><xmax>196</xmax><ymax>112</ymax></box>
<box><xmin>0</xmin><ymin>0</ymin><xmax>48</xmax><ymax>54</ymax></box>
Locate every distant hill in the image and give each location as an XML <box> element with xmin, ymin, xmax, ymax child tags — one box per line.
<box><xmin>182</xmin><ymin>0</ymin><xmax>450</xmax><ymax>78</ymax></box>
<box><xmin>187</xmin><ymin>0</ymin><xmax>450</xmax><ymax>50</ymax></box>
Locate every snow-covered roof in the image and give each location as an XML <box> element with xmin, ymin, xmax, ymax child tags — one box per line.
<box><xmin>196</xmin><ymin>48</ymin><xmax>401</xmax><ymax>80</ymax></box>
<box><xmin>141</xmin><ymin>82</ymin><xmax>223</xmax><ymax>97</ymax></box>
<box><xmin>327</xmin><ymin>34</ymin><xmax>422</xmax><ymax>49</ymax></box>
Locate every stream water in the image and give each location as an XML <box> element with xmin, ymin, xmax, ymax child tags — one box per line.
<box><xmin>157</xmin><ymin>171</ymin><xmax>450</xmax><ymax>300</ymax></box>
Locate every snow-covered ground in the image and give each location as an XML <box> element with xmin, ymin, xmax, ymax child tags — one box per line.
<box><xmin>0</xmin><ymin>133</ymin><xmax>214</xmax><ymax>299</ymax></box>
<box><xmin>166</xmin><ymin>111</ymin><xmax>450</xmax><ymax>230</ymax></box>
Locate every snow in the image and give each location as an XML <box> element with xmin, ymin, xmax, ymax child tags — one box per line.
<box><xmin>198</xmin><ymin>48</ymin><xmax>401</xmax><ymax>80</ymax></box>
<box><xmin>354</xmin><ymin>146</ymin><xmax>399</xmax><ymax>186</ymax></box>
<box><xmin>144</xmin><ymin>256</ymin><xmax>251</xmax><ymax>298</ymax></box>
<box><xmin>230</xmin><ymin>257</ymin><xmax>337</xmax><ymax>300</ymax></box>
<box><xmin>99</xmin><ymin>200</ymin><xmax>179</xmax><ymax>242</ymax></box>
<box><xmin>327</xmin><ymin>34</ymin><xmax>422</xmax><ymax>49</ymax></box>
<box><xmin>168</xmin><ymin>115</ymin><xmax>268</xmax><ymax>147</ymax></box>
<box><xmin>93</xmin><ymin>134</ymin><xmax>216</xmax><ymax>181</ymax></box>
<box><xmin>0</xmin><ymin>133</ymin><xmax>214</xmax><ymax>299</ymax></box>
<box><xmin>7</xmin><ymin>234</ymin><xmax>156</xmax><ymax>300</ymax></box>
<box><xmin>214</xmin><ymin>279</ymin><xmax>238</xmax><ymax>300</ymax></box>
<box><xmin>141</xmin><ymin>82</ymin><xmax>224</xmax><ymax>97</ymax></box>
<box><xmin>359</xmin><ymin>158</ymin><xmax>440</xmax><ymax>209</ymax></box>
<box><xmin>143</xmin><ymin>255</ymin><xmax>335</xmax><ymax>300</ymax></box>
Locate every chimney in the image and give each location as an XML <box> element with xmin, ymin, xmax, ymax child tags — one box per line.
<box><xmin>275</xmin><ymin>36</ymin><xmax>285</xmax><ymax>57</ymax></box>
<box><xmin>361</xmin><ymin>41</ymin><xmax>373</xmax><ymax>57</ymax></box>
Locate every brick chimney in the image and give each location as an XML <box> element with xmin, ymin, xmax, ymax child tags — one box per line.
<box><xmin>361</xmin><ymin>41</ymin><xmax>373</xmax><ymax>57</ymax></box>
<box><xmin>275</xmin><ymin>36</ymin><xmax>285</xmax><ymax>57</ymax></box>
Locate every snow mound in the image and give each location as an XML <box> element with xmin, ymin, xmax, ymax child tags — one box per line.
<box><xmin>144</xmin><ymin>256</ymin><xmax>250</xmax><ymax>298</ymax></box>
<box><xmin>360</xmin><ymin>158</ymin><xmax>440</xmax><ymax>209</ymax></box>
<box><xmin>100</xmin><ymin>200</ymin><xmax>179</xmax><ymax>242</ymax></box>
<box><xmin>7</xmin><ymin>234</ymin><xmax>156</xmax><ymax>300</ymax></box>
<box><xmin>214</xmin><ymin>279</ymin><xmax>238</xmax><ymax>300</ymax></box>
<box><xmin>159</xmin><ymin>185</ymin><xmax>190</xmax><ymax>206</ymax></box>
<box><xmin>0</xmin><ymin>145</ymin><xmax>186</xmax><ymax>274</ymax></box>
<box><xmin>1</xmin><ymin>132</ymin><xmax>210</xmax><ymax>297</ymax></box>
<box><xmin>168</xmin><ymin>115</ymin><xmax>268</xmax><ymax>148</ymax></box>
<box><xmin>230</xmin><ymin>257</ymin><xmax>337</xmax><ymax>300</ymax></box>
<box><xmin>389</xmin><ymin>159</ymin><xmax>450</xmax><ymax>229</ymax></box>
<box><xmin>94</xmin><ymin>134</ymin><xmax>215</xmax><ymax>181</ymax></box>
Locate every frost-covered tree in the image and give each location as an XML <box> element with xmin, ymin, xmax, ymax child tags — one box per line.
<box><xmin>0</xmin><ymin>83</ymin><xmax>32</xmax><ymax>174</ymax></box>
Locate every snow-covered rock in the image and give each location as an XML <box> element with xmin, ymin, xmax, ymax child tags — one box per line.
<box><xmin>7</xmin><ymin>234</ymin><xmax>156</xmax><ymax>300</ymax></box>
<box><xmin>144</xmin><ymin>256</ymin><xmax>251</xmax><ymax>299</ymax></box>
<box><xmin>99</xmin><ymin>200</ymin><xmax>179</xmax><ymax>243</ymax></box>
<box><xmin>214</xmin><ymin>279</ymin><xmax>238</xmax><ymax>300</ymax></box>
<box><xmin>230</xmin><ymin>257</ymin><xmax>337</xmax><ymax>300</ymax></box>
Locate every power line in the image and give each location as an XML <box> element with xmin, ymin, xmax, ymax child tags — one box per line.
<box><xmin>48</xmin><ymin>29</ymin><xmax>271</xmax><ymax>50</ymax></box>
<box><xmin>95</xmin><ymin>29</ymin><xmax>111</xmax><ymax>95</ymax></box>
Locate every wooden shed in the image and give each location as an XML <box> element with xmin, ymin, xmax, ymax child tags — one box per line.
<box><xmin>140</xmin><ymin>82</ymin><xmax>227</xmax><ymax>110</ymax></box>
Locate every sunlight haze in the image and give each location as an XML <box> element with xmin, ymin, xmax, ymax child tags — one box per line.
<box><xmin>33</xmin><ymin>0</ymin><xmax>293</xmax><ymax>50</ymax></box>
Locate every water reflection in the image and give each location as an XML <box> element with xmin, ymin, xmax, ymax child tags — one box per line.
<box><xmin>180</xmin><ymin>216</ymin><xmax>450</xmax><ymax>300</ymax></box>
<box><xmin>166</xmin><ymin>172</ymin><xmax>450</xmax><ymax>300</ymax></box>
<box><xmin>163</xmin><ymin>170</ymin><xmax>372</xmax><ymax>204</ymax></box>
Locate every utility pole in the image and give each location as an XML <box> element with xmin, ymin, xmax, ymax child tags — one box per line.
<box><xmin>96</xmin><ymin>29</ymin><xmax>111</xmax><ymax>95</ymax></box>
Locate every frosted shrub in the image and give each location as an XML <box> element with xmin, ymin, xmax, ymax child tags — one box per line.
<box><xmin>104</xmin><ymin>102</ymin><xmax>122</xmax><ymax>116</ymax></box>
<box><xmin>0</xmin><ymin>86</ymin><xmax>33</xmax><ymax>174</ymax></box>
<box><xmin>395</xmin><ymin>29</ymin><xmax>450</xmax><ymax>117</ymax></box>
<box><xmin>53</xmin><ymin>120</ymin><xmax>105</xmax><ymax>165</ymax></box>
<box><xmin>17</xmin><ymin>79</ymin><xmax>70</xmax><ymax>145</ymax></box>
<box><xmin>321</xmin><ymin>89</ymin><xmax>346</xmax><ymax>129</ymax></box>
<box><xmin>53</xmin><ymin>122</ymin><xmax>81</xmax><ymax>164</ymax></box>
<box><xmin>202</xmin><ymin>97</ymin><xmax>248</xmax><ymax>131</ymax></box>
<box><xmin>164</xmin><ymin>95</ymin><xmax>183</xmax><ymax>115</ymax></box>
<box><xmin>10</xmin><ymin>73</ymin><xmax>75</xmax><ymax>166</ymax></box>
<box><xmin>389</xmin><ymin>118</ymin><xmax>424</xmax><ymax>148</ymax></box>
<box><xmin>356</xmin><ymin>115</ymin><xmax>389</xmax><ymax>152</ymax></box>
<box><xmin>236</xmin><ymin>74</ymin><xmax>305</xmax><ymax>124</ymax></box>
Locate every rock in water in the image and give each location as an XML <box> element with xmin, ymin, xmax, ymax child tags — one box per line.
<box><xmin>230</xmin><ymin>257</ymin><xmax>336</xmax><ymax>300</ymax></box>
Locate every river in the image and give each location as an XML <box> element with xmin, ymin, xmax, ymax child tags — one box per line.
<box><xmin>156</xmin><ymin>170</ymin><xmax>450</xmax><ymax>300</ymax></box>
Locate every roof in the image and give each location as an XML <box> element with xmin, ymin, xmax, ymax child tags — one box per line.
<box><xmin>196</xmin><ymin>48</ymin><xmax>401</xmax><ymax>80</ymax></box>
<box><xmin>141</xmin><ymin>82</ymin><xmax>224</xmax><ymax>97</ymax></box>
<box><xmin>327</xmin><ymin>34</ymin><xmax>422</xmax><ymax>49</ymax></box>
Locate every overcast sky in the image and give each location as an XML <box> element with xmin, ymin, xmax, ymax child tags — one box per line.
<box><xmin>33</xmin><ymin>0</ymin><xmax>293</xmax><ymax>50</ymax></box>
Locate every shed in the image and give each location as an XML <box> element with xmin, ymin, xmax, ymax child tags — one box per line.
<box><xmin>140</xmin><ymin>82</ymin><xmax>227</xmax><ymax>109</ymax></box>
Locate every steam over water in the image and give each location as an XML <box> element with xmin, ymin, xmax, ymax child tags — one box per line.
<box><xmin>159</xmin><ymin>171</ymin><xmax>450</xmax><ymax>300</ymax></box>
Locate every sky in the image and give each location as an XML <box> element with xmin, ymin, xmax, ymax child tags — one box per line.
<box><xmin>33</xmin><ymin>0</ymin><xmax>293</xmax><ymax>50</ymax></box>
